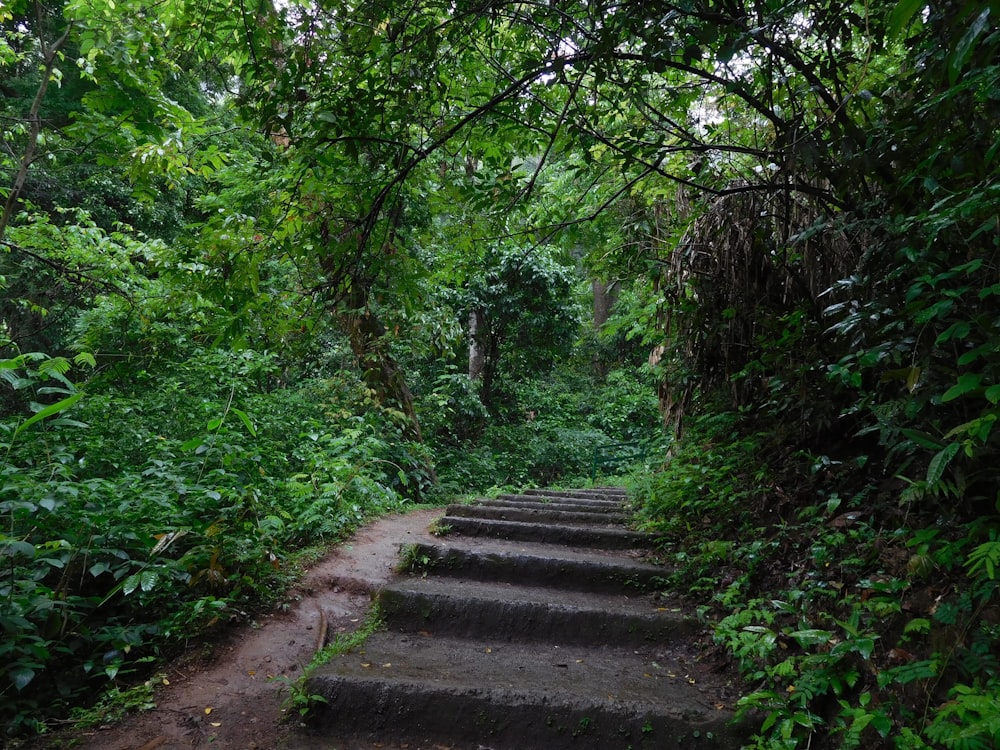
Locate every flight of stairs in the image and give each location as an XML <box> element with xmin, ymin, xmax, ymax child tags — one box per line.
<box><xmin>290</xmin><ymin>488</ymin><xmax>745</xmax><ymax>749</ymax></box>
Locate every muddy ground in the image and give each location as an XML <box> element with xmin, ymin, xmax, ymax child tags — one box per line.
<box><xmin>24</xmin><ymin>507</ymin><xmax>446</xmax><ymax>750</ymax></box>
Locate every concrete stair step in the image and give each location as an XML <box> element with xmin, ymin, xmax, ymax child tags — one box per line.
<box><xmin>446</xmin><ymin>503</ymin><xmax>629</xmax><ymax>526</ymax></box>
<box><xmin>481</xmin><ymin>497</ymin><xmax>626</xmax><ymax>514</ymax></box>
<box><xmin>494</xmin><ymin>493</ymin><xmax>625</xmax><ymax>511</ymax></box>
<box><xmin>399</xmin><ymin>539</ymin><xmax>668</xmax><ymax>593</ymax></box>
<box><xmin>377</xmin><ymin>577</ymin><xmax>696</xmax><ymax>646</ymax></box>
<box><xmin>521</xmin><ymin>487</ymin><xmax>628</xmax><ymax>501</ymax></box>
<box><xmin>303</xmin><ymin>632</ymin><xmax>742</xmax><ymax>750</ymax></box>
<box><xmin>440</xmin><ymin>515</ymin><xmax>651</xmax><ymax>549</ymax></box>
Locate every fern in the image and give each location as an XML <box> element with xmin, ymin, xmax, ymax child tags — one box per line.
<box><xmin>966</xmin><ymin>537</ymin><xmax>1000</xmax><ymax>581</ymax></box>
<box><xmin>926</xmin><ymin>684</ymin><xmax>1000</xmax><ymax>750</ymax></box>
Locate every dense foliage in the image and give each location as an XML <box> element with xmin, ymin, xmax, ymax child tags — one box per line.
<box><xmin>2</xmin><ymin>0</ymin><xmax>999</xmax><ymax>746</ymax></box>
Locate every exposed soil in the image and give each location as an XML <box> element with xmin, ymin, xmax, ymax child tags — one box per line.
<box><xmin>25</xmin><ymin>507</ymin><xmax>446</xmax><ymax>750</ymax></box>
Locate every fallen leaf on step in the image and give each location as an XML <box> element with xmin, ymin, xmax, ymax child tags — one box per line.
<box><xmin>204</xmin><ymin>707</ymin><xmax>213</xmax><ymax>715</ymax></box>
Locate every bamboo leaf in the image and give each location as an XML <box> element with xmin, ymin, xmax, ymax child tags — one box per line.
<box><xmin>13</xmin><ymin>392</ymin><xmax>84</xmax><ymax>437</ymax></box>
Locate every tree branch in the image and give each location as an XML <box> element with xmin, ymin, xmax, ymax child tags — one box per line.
<box><xmin>0</xmin><ymin>239</ymin><xmax>132</xmax><ymax>300</ymax></box>
<box><xmin>0</xmin><ymin>16</ymin><xmax>74</xmax><ymax>242</ymax></box>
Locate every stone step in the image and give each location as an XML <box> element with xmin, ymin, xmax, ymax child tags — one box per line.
<box><xmin>482</xmin><ymin>497</ymin><xmax>626</xmax><ymax>514</ymax></box>
<box><xmin>398</xmin><ymin>539</ymin><xmax>668</xmax><ymax>593</ymax></box>
<box><xmin>446</xmin><ymin>503</ymin><xmax>629</xmax><ymax>526</ymax></box>
<box><xmin>495</xmin><ymin>493</ymin><xmax>624</xmax><ymax>510</ymax></box>
<box><xmin>440</xmin><ymin>515</ymin><xmax>651</xmax><ymax>549</ymax></box>
<box><xmin>303</xmin><ymin>632</ymin><xmax>742</xmax><ymax>750</ymax></box>
<box><xmin>377</xmin><ymin>577</ymin><xmax>696</xmax><ymax>646</ymax></box>
<box><xmin>521</xmin><ymin>487</ymin><xmax>628</xmax><ymax>501</ymax></box>
<box><xmin>286</xmin><ymin>488</ymin><xmax>746</xmax><ymax>750</ymax></box>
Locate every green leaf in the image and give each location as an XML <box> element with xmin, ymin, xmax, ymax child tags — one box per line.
<box><xmin>790</xmin><ymin>629</ymin><xmax>833</xmax><ymax>647</ymax></box>
<box><xmin>73</xmin><ymin>352</ymin><xmax>97</xmax><ymax>368</ymax></box>
<box><xmin>901</xmin><ymin>429</ymin><xmax>945</xmax><ymax>451</ymax></box>
<box><xmin>926</xmin><ymin>442</ymin><xmax>961</xmax><ymax>486</ymax></box>
<box><xmin>0</xmin><ymin>539</ymin><xmax>35</xmax><ymax>558</ymax></box>
<box><xmin>958</xmin><ymin>343</ymin><xmax>998</xmax><ymax>366</ymax></box>
<box><xmin>966</xmin><ymin>540</ymin><xmax>1000</xmax><ymax>581</ymax></box>
<box><xmin>181</xmin><ymin>437</ymin><xmax>204</xmax><ymax>451</ymax></box>
<box><xmin>940</xmin><ymin>373</ymin><xmax>983</xmax><ymax>402</ymax></box>
<box><xmin>37</xmin><ymin>356</ymin><xmax>73</xmax><ymax>377</ymax></box>
<box><xmin>122</xmin><ymin>573</ymin><xmax>141</xmax><ymax>596</ymax></box>
<box><xmin>139</xmin><ymin>569</ymin><xmax>158</xmax><ymax>592</ymax></box>
<box><xmin>13</xmin><ymin>392</ymin><xmax>84</xmax><ymax>436</ymax></box>
<box><xmin>986</xmin><ymin>385</ymin><xmax>1000</xmax><ymax>405</ymax></box>
<box><xmin>888</xmin><ymin>0</ymin><xmax>926</xmax><ymax>40</ymax></box>
<box><xmin>903</xmin><ymin>618</ymin><xmax>931</xmax><ymax>635</ymax></box>
<box><xmin>831</xmin><ymin>637</ymin><xmax>876</xmax><ymax>660</ymax></box>
<box><xmin>38</xmin><ymin>497</ymin><xmax>58</xmax><ymax>511</ymax></box>
<box><xmin>935</xmin><ymin>321</ymin><xmax>970</xmax><ymax>345</ymax></box>
<box><xmin>231</xmin><ymin>407</ymin><xmax>257</xmax><ymax>437</ymax></box>
<box><xmin>89</xmin><ymin>561</ymin><xmax>113</xmax><ymax>577</ymax></box>
<box><xmin>949</xmin><ymin>8</ymin><xmax>991</xmax><ymax>85</ymax></box>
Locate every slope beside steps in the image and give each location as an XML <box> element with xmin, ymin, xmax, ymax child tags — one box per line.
<box><xmin>289</xmin><ymin>488</ymin><xmax>745</xmax><ymax>749</ymax></box>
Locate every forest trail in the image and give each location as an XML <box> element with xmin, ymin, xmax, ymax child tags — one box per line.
<box><xmin>288</xmin><ymin>488</ymin><xmax>745</xmax><ymax>749</ymax></box>
<box><xmin>26</xmin><ymin>508</ymin><xmax>446</xmax><ymax>750</ymax></box>
<box><xmin>29</xmin><ymin>491</ymin><xmax>745</xmax><ymax>750</ymax></box>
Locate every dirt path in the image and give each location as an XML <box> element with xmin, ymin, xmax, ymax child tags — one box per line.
<box><xmin>30</xmin><ymin>507</ymin><xmax>445</xmax><ymax>750</ymax></box>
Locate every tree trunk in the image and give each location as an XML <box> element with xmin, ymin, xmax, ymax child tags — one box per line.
<box><xmin>337</xmin><ymin>283</ymin><xmax>437</xmax><ymax>489</ymax></box>
<box><xmin>592</xmin><ymin>279</ymin><xmax>617</xmax><ymax>329</ymax></box>
<box><xmin>468</xmin><ymin>308</ymin><xmax>486</xmax><ymax>380</ymax></box>
<box><xmin>592</xmin><ymin>279</ymin><xmax>618</xmax><ymax>376</ymax></box>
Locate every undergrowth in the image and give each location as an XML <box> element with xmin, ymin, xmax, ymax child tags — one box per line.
<box><xmin>0</xmin><ymin>352</ymin><xmax>414</xmax><ymax>737</ymax></box>
<box><xmin>276</xmin><ymin>607</ymin><xmax>384</xmax><ymax>721</ymax></box>
<box><xmin>632</xmin><ymin>410</ymin><xmax>1000</xmax><ymax>750</ymax></box>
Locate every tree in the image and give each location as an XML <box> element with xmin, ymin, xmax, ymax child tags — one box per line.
<box><xmin>461</xmin><ymin>244</ymin><xmax>581</xmax><ymax>414</ymax></box>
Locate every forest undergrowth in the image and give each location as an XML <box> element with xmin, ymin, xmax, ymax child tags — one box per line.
<box><xmin>631</xmin><ymin>409</ymin><xmax>1000</xmax><ymax>750</ymax></box>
